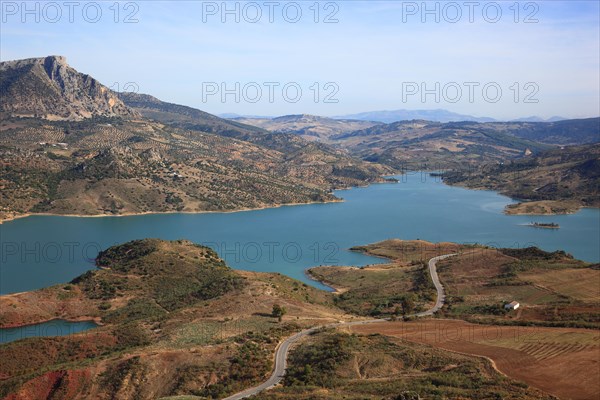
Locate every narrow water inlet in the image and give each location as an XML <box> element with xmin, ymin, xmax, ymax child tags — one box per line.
<box><xmin>0</xmin><ymin>319</ymin><xmax>99</xmax><ymax>345</ymax></box>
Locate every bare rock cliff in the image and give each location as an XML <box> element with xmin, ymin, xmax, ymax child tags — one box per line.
<box><xmin>0</xmin><ymin>55</ymin><xmax>139</xmax><ymax>120</ymax></box>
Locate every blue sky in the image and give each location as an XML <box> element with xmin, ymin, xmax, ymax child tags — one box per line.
<box><xmin>1</xmin><ymin>1</ymin><xmax>599</xmax><ymax>119</ymax></box>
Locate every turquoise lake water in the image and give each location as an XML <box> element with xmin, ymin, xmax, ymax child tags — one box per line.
<box><xmin>1</xmin><ymin>172</ymin><xmax>598</xmax><ymax>297</ymax></box>
<box><xmin>0</xmin><ymin>319</ymin><xmax>99</xmax><ymax>344</ymax></box>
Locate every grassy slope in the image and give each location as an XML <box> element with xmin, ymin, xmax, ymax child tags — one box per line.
<box><xmin>0</xmin><ymin>239</ymin><xmax>350</xmax><ymax>400</ymax></box>
<box><xmin>323</xmin><ymin>240</ymin><xmax>599</xmax><ymax>328</ymax></box>
<box><xmin>0</xmin><ymin>116</ymin><xmax>389</xmax><ymax>222</ymax></box>
<box><xmin>2</xmin><ymin>239</ymin><xmax>597</xmax><ymax>399</ymax></box>
<box><xmin>254</xmin><ymin>330</ymin><xmax>552</xmax><ymax>400</ymax></box>
<box><xmin>309</xmin><ymin>240</ymin><xmax>465</xmax><ymax>317</ymax></box>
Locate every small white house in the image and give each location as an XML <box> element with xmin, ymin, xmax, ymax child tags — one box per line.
<box><xmin>504</xmin><ymin>301</ymin><xmax>520</xmax><ymax>311</ymax></box>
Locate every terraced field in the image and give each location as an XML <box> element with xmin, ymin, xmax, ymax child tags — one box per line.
<box><xmin>352</xmin><ymin>319</ymin><xmax>600</xmax><ymax>400</ymax></box>
<box><xmin>520</xmin><ymin>268</ymin><xmax>600</xmax><ymax>302</ymax></box>
<box><xmin>517</xmin><ymin>341</ymin><xmax>596</xmax><ymax>361</ymax></box>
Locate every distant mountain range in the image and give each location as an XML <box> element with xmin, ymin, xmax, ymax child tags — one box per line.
<box><xmin>334</xmin><ymin>109</ymin><xmax>495</xmax><ymax>123</ymax></box>
<box><xmin>333</xmin><ymin>109</ymin><xmax>569</xmax><ymax>124</ymax></box>
<box><xmin>222</xmin><ymin>109</ymin><xmax>572</xmax><ymax>124</ymax></box>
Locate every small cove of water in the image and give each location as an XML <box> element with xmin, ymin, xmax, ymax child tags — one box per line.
<box><xmin>0</xmin><ymin>319</ymin><xmax>99</xmax><ymax>344</ymax></box>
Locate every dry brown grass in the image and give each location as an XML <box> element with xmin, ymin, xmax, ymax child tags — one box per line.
<box><xmin>0</xmin><ymin>240</ymin><xmax>358</xmax><ymax>400</ymax></box>
<box><xmin>520</xmin><ymin>268</ymin><xmax>600</xmax><ymax>302</ymax></box>
<box><xmin>349</xmin><ymin>240</ymin><xmax>599</xmax><ymax>326</ymax></box>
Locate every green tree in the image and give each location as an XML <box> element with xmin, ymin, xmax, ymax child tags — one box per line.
<box><xmin>401</xmin><ymin>294</ymin><xmax>416</xmax><ymax>316</ymax></box>
<box><xmin>272</xmin><ymin>303</ymin><xmax>287</xmax><ymax>322</ymax></box>
<box><xmin>394</xmin><ymin>391</ymin><xmax>421</xmax><ymax>400</ymax></box>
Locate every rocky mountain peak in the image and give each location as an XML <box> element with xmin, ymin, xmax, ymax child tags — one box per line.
<box><xmin>44</xmin><ymin>54</ymin><xmax>68</xmax><ymax>65</ymax></box>
<box><xmin>42</xmin><ymin>55</ymin><xmax>69</xmax><ymax>84</ymax></box>
<box><xmin>0</xmin><ymin>55</ymin><xmax>139</xmax><ymax>121</ymax></box>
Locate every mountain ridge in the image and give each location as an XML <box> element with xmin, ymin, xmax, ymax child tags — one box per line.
<box><xmin>326</xmin><ymin>118</ymin><xmax>599</xmax><ymax>170</ymax></box>
<box><xmin>231</xmin><ymin>114</ymin><xmax>379</xmax><ymax>142</ymax></box>
<box><xmin>442</xmin><ymin>143</ymin><xmax>600</xmax><ymax>214</ymax></box>
<box><xmin>334</xmin><ymin>109</ymin><xmax>497</xmax><ymax>123</ymax></box>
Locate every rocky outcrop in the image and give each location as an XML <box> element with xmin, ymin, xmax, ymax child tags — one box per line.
<box><xmin>0</xmin><ymin>56</ymin><xmax>139</xmax><ymax>120</ymax></box>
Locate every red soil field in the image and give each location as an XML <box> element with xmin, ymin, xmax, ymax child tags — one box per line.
<box><xmin>351</xmin><ymin>319</ymin><xmax>600</xmax><ymax>400</ymax></box>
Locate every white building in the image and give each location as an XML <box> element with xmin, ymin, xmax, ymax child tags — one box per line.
<box><xmin>504</xmin><ymin>301</ymin><xmax>520</xmax><ymax>310</ymax></box>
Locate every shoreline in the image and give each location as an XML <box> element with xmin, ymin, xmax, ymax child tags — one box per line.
<box><xmin>305</xmin><ymin>262</ymin><xmax>393</xmax><ymax>295</ymax></box>
<box><xmin>0</xmin><ymin>198</ymin><xmax>345</xmax><ymax>225</ymax></box>
<box><xmin>3</xmin><ymin>176</ymin><xmax>596</xmax><ymax>223</ymax></box>
<box><xmin>437</xmin><ymin>180</ymin><xmax>598</xmax><ymax>216</ymax></box>
<box><xmin>503</xmin><ymin>204</ymin><xmax>595</xmax><ymax>216</ymax></box>
<box><xmin>0</xmin><ymin>176</ymin><xmax>400</xmax><ymax>225</ymax></box>
<box><xmin>0</xmin><ymin>316</ymin><xmax>103</xmax><ymax>330</ymax></box>
<box><xmin>304</xmin><ymin>267</ymin><xmax>345</xmax><ymax>294</ymax></box>
<box><xmin>303</xmin><ymin>243</ymin><xmax>396</xmax><ymax>294</ymax></box>
<box><xmin>506</xmin><ymin>209</ymin><xmax>580</xmax><ymax>216</ymax></box>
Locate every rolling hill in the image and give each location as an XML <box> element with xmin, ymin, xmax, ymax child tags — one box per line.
<box><xmin>328</xmin><ymin>118</ymin><xmax>599</xmax><ymax>170</ymax></box>
<box><xmin>442</xmin><ymin>143</ymin><xmax>600</xmax><ymax>213</ymax></box>
<box><xmin>231</xmin><ymin>114</ymin><xmax>379</xmax><ymax>142</ymax></box>
<box><xmin>0</xmin><ymin>56</ymin><xmax>391</xmax><ymax>222</ymax></box>
<box><xmin>479</xmin><ymin>118</ymin><xmax>600</xmax><ymax>145</ymax></box>
<box><xmin>0</xmin><ymin>239</ymin><xmax>346</xmax><ymax>399</ymax></box>
<box><xmin>3</xmin><ymin>238</ymin><xmax>590</xmax><ymax>399</ymax></box>
<box><xmin>117</xmin><ymin>92</ymin><xmax>266</xmax><ymax>138</ymax></box>
<box><xmin>236</xmin><ymin>113</ymin><xmax>598</xmax><ymax>171</ymax></box>
<box><xmin>329</xmin><ymin>120</ymin><xmax>553</xmax><ymax>169</ymax></box>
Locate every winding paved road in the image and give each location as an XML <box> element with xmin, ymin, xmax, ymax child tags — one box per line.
<box><xmin>222</xmin><ymin>253</ymin><xmax>457</xmax><ymax>400</ymax></box>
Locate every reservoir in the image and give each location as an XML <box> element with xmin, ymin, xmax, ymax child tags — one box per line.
<box><xmin>1</xmin><ymin>172</ymin><xmax>598</xmax><ymax>295</ymax></box>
